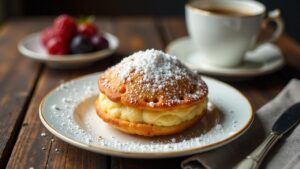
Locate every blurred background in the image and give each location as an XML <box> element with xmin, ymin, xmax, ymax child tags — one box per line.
<box><xmin>0</xmin><ymin>0</ymin><xmax>299</xmax><ymax>42</ymax></box>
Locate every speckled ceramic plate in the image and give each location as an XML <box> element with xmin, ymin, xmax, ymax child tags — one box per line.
<box><xmin>18</xmin><ymin>32</ymin><xmax>119</xmax><ymax>69</ymax></box>
<box><xmin>166</xmin><ymin>37</ymin><xmax>285</xmax><ymax>79</ymax></box>
<box><xmin>39</xmin><ymin>73</ymin><xmax>253</xmax><ymax>158</ymax></box>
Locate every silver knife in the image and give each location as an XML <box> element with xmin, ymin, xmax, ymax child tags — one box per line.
<box><xmin>233</xmin><ymin>103</ymin><xmax>300</xmax><ymax>169</ymax></box>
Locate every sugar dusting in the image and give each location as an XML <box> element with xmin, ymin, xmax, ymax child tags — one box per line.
<box><xmin>43</xmin><ymin>66</ymin><xmax>238</xmax><ymax>153</ymax></box>
<box><xmin>106</xmin><ymin>49</ymin><xmax>207</xmax><ymax>106</ymax></box>
<box><xmin>117</xmin><ymin>49</ymin><xmax>188</xmax><ymax>81</ymax></box>
<box><xmin>50</xmin><ymin>79</ymin><xmax>95</xmax><ymax>144</ymax></box>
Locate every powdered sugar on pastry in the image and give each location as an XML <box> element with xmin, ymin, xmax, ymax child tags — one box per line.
<box><xmin>99</xmin><ymin>49</ymin><xmax>208</xmax><ymax>109</ymax></box>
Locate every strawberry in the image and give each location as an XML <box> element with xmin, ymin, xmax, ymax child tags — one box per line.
<box><xmin>40</xmin><ymin>27</ymin><xmax>54</xmax><ymax>46</ymax></box>
<box><xmin>53</xmin><ymin>14</ymin><xmax>77</xmax><ymax>42</ymax></box>
<box><xmin>46</xmin><ymin>37</ymin><xmax>69</xmax><ymax>55</ymax></box>
<box><xmin>78</xmin><ymin>23</ymin><xmax>98</xmax><ymax>38</ymax></box>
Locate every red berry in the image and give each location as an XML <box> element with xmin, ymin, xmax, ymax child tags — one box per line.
<box><xmin>78</xmin><ymin>23</ymin><xmax>98</xmax><ymax>38</ymax></box>
<box><xmin>53</xmin><ymin>14</ymin><xmax>77</xmax><ymax>42</ymax></box>
<box><xmin>41</xmin><ymin>27</ymin><xmax>54</xmax><ymax>46</ymax></box>
<box><xmin>46</xmin><ymin>37</ymin><xmax>69</xmax><ymax>55</ymax></box>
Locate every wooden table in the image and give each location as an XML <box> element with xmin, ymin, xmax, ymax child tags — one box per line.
<box><xmin>0</xmin><ymin>17</ymin><xmax>300</xmax><ymax>169</ymax></box>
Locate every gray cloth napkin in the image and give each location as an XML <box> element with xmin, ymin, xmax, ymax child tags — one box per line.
<box><xmin>181</xmin><ymin>79</ymin><xmax>300</xmax><ymax>169</ymax></box>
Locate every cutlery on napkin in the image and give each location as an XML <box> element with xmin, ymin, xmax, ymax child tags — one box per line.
<box><xmin>182</xmin><ymin>79</ymin><xmax>300</xmax><ymax>169</ymax></box>
<box><xmin>233</xmin><ymin>102</ymin><xmax>300</xmax><ymax>169</ymax></box>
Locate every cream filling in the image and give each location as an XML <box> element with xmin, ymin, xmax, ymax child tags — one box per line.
<box><xmin>98</xmin><ymin>92</ymin><xmax>207</xmax><ymax>127</ymax></box>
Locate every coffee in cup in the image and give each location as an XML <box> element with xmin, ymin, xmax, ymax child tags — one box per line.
<box><xmin>185</xmin><ymin>0</ymin><xmax>284</xmax><ymax>67</ymax></box>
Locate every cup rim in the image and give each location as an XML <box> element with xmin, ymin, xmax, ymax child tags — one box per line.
<box><xmin>186</xmin><ymin>0</ymin><xmax>266</xmax><ymax>18</ymax></box>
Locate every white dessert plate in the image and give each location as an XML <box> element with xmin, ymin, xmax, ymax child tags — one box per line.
<box><xmin>39</xmin><ymin>73</ymin><xmax>253</xmax><ymax>158</ymax></box>
<box><xmin>18</xmin><ymin>32</ymin><xmax>119</xmax><ymax>69</ymax></box>
<box><xmin>166</xmin><ymin>37</ymin><xmax>285</xmax><ymax>78</ymax></box>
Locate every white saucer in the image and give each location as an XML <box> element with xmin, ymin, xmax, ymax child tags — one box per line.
<box><xmin>166</xmin><ymin>37</ymin><xmax>285</xmax><ymax>78</ymax></box>
<box><xmin>18</xmin><ymin>32</ymin><xmax>119</xmax><ymax>69</ymax></box>
<box><xmin>39</xmin><ymin>73</ymin><xmax>253</xmax><ymax>158</ymax></box>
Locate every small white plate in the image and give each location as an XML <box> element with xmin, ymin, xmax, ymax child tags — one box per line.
<box><xmin>166</xmin><ymin>37</ymin><xmax>285</xmax><ymax>78</ymax></box>
<box><xmin>18</xmin><ymin>32</ymin><xmax>119</xmax><ymax>69</ymax></box>
<box><xmin>39</xmin><ymin>73</ymin><xmax>253</xmax><ymax>158</ymax></box>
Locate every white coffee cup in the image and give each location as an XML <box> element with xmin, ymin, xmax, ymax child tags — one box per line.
<box><xmin>185</xmin><ymin>0</ymin><xmax>284</xmax><ymax>67</ymax></box>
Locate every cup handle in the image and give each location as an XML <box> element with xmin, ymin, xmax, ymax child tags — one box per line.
<box><xmin>252</xmin><ymin>9</ymin><xmax>284</xmax><ymax>50</ymax></box>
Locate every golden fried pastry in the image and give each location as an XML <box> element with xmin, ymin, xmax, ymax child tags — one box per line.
<box><xmin>96</xmin><ymin>49</ymin><xmax>208</xmax><ymax>136</ymax></box>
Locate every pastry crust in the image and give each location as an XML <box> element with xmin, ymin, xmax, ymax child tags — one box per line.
<box><xmin>95</xmin><ymin>99</ymin><xmax>207</xmax><ymax>136</ymax></box>
<box><xmin>98</xmin><ymin>50</ymin><xmax>208</xmax><ymax>111</ymax></box>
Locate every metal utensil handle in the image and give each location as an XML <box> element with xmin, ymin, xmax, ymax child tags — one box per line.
<box><xmin>233</xmin><ymin>132</ymin><xmax>282</xmax><ymax>169</ymax></box>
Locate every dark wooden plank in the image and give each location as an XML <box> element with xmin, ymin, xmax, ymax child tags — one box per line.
<box><xmin>5</xmin><ymin>18</ymin><xmax>113</xmax><ymax>169</ymax></box>
<box><xmin>157</xmin><ymin>16</ymin><xmax>187</xmax><ymax>47</ymax></box>
<box><xmin>111</xmin><ymin>158</ymin><xmax>181</xmax><ymax>169</ymax></box>
<box><xmin>112</xmin><ymin>17</ymin><xmax>163</xmax><ymax>63</ymax></box>
<box><xmin>0</xmin><ymin>19</ymin><xmax>50</xmax><ymax>168</ymax></box>
<box><xmin>275</xmin><ymin>34</ymin><xmax>300</xmax><ymax>71</ymax></box>
<box><xmin>274</xmin><ymin>34</ymin><xmax>300</xmax><ymax>79</ymax></box>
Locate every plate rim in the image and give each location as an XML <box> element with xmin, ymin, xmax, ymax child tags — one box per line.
<box><xmin>165</xmin><ymin>36</ymin><xmax>285</xmax><ymax>77</ymax></box>
<box><xmin>39</xmin><ymin>73</ymin><xmax>254</xmax><ymax>158</ymax></box>
<box><xmin>18</xmin><ymin>32</ymin><xmax>119</xmax><ymax>62</ymax></box>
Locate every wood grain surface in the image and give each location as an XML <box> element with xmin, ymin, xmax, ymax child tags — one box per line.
<box><xmin>0</xmin><ymin>19</ymin><xmax>48</xmax><ymax>169</ymax></box>
<box><xmin>0</xmin><ymin>17</ymin><xmax>299</xmax><ymax>169</ymax></box>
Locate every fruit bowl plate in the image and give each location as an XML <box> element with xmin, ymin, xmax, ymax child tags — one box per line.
<box><xmin>18</xmin><ymin>32</ymin><xmax>119</xmax><ymax>69</ymax></box>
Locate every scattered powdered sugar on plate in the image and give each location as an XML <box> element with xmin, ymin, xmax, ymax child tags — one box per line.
<box><xmin>86</xmin><ymin>124</ymin><xmax>226</xmax><ymax>153</ymax></box>
<box><xmin>41</xmin><ymin>73</ymin><xmax>247</xmax><ymax>154</ymax></box>
<box><xmin>46</xmin><ymin>79</ymin><xmax>97</xmax><ymax>144</ymax></box>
